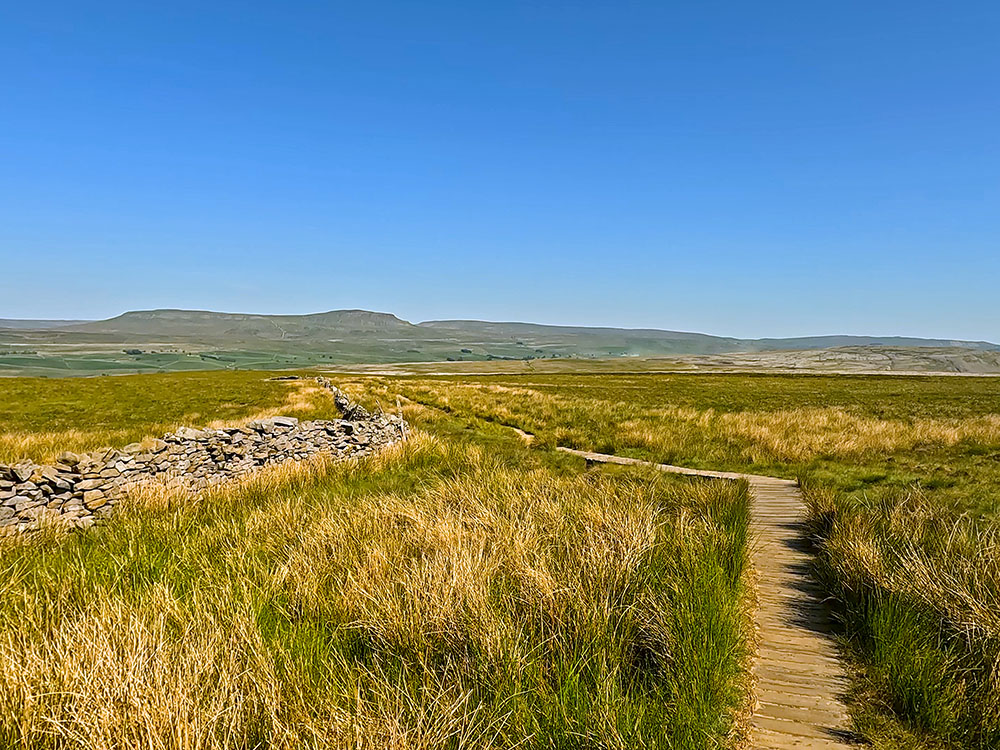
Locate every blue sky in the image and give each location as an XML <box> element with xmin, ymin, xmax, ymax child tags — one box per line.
<box><xmin>2</xmin><ymin>1</ymin><xmax>998</xmax><ymax>340</ymax></box>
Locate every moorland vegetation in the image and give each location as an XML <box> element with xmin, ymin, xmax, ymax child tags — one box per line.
<box><xmin>0</xmin><ymin>371</ymin><xmax>344</xmax><ymax>465</ymax></box>
<box><xmin>359</xmin><ymin>372</ymin><xmax>1000</xmax><ymax>750</ymax></box>
<box><xmin>0</xmin><ymin>373</ymin><xmax>753</xmax><ymax>749</ymax></box>
<box><xmin>2</xmin><ymin>368</ymin><xmax>999</xmax><ymax>749</ymax></box>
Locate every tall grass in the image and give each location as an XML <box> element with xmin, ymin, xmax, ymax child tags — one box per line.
<box><xmin>350</xmin><ymin>373</ymin><xmax>1000</xmax><ymax>748</ymax></box>
<box><xmin>804</xmin><ymin>486</ymin><xmax>1000</xmax><ymax>749</ymax></box>
<box><xmin>9</xmin><ymin>369</ymin><xmax>996</xmax><ymax>747</ymax></box>
<box><xmin>0</xmin><ymin>427</ymin><xmax>752</xmax><ymax>749</ymax></box>
<box><xmin>376</xmin><ymin>379</ymin><xmax>1000</xmax><ymax>467</ymax></box>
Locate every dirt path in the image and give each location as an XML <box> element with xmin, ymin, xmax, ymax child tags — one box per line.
<box><xmin>556</xmin><ymin>447</ymin><xmax>856</xmax><ymax>749</ymax></box>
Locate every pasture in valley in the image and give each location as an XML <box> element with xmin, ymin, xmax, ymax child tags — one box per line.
<box><xmin>1</xmin><ymin>367</ymin><xmax>998</xmax><ymax>749</ymax></box>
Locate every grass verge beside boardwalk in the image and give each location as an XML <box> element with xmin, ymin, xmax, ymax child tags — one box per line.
<box><xmin>351</xmin><ymin>372</ymin><xmax>1000</xmax><ymax>748</ymax></box>
<box><xmin>0</xmin><ymin>409</ymin><xmax>753</xmax><ymax>749</ymax></box>
<box><xmin>804</xmin><ymin>486</ymin><xmax>1000</xmax><ymax>750</ymax></box>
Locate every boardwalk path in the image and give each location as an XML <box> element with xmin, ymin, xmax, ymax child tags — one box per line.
<box><xmin>556</xmin><ymin>447</ymin><xmax>856</xmax><ymax>749</ymax></box>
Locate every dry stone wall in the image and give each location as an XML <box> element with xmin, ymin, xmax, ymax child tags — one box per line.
<box><xmin>0</xmin><ymin>378</ymin><xmax>407</xmax><ymax>532</ymax></box>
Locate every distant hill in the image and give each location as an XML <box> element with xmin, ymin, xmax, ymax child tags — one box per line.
<box><xmin>419</xmin><ymin>319</ymin><xmax>1000</xmax><ymax>354</ymax></box>
<box><xmin>5</xmin><ymin>308</ymin><xmax>997</xmax><ymax>353</ymax></box>
<box><xmin>0</xmin><ymin>319</ymin><xmax>91</xmax><ymax>330</ymax></box>
<box><xmin>64</xmin><ymin>309</ymin><xmax>413</xmax><ymax>340</ymax></box>
<box><xmin>747</xmin><ymin>335</ymin><xmax>1000</xmax><ymax>352</ymax></box>
<box><xmin>417</xmin><ymin>319</ymin><xmax>743</xmax><ymax>354</ymax></box>
<box><xmin>0</xmin><ymin>308</ymin><xmax>997</xmax><ymax>377</ymax></box>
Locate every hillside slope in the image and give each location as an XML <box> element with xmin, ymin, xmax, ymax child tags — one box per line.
<box><xmin>748</xmin><ymin>335</ymin><xmax>1000</xmax><ymax>352</ymax></box>
<box><xmin>64</xmin><ymin>309</ymin><xmax>414</xmax><ymax>340</ymax></box>
<box><xmin>0</xmin><ymin>319</ymin><xmax>91</xmax><ymax>330</ymax></box>
<box><xmin>24</xmin><ymin>309</ymin><xmax>997</xmax><ymax>353</ymax></box>
<box><xmin>0</xmin><ymin>309</ymin><xmax>997</xmax><ymax>377</ymax></box>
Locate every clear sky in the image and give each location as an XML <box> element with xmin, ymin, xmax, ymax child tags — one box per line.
<box><xmin>2</xmin><ymin>1</ymin><xmax>998</xmax><ymax>340</ymax></box>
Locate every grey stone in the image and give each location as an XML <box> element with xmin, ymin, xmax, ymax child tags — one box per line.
<box><xmin>14</xmin><ymin>497</ymin><xmax>42</xmax><ymax>512</ymax></box>
<box><xmin>38</xmin><ymin>466</ymin><xmax>62</xmax><ymax>483</ymax></box>
<box><xmin>175</xmin><ymin>426</ymin><xmax>208</xmax><ymax>440</ymax></box>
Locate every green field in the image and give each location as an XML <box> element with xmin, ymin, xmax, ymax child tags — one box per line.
<box><xmin>1</xmin><ymin>369</ymin><xmax>999</xmax><ymax>748</ymax></box>
<box><xmin>0</xmin><ymin>371</ymin><xmax>346</xmax><ymax>465</ymax></box>
<box><xmin>0</xmin><ymin>348</ymin><xmax>390</xmax><ymax>378</ymax></box>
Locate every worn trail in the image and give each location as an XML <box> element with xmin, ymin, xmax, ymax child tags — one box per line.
<box><xmin>557</xmin><ymin>446</ymin><xmax>855</xmax><ymax>749</ymax></box>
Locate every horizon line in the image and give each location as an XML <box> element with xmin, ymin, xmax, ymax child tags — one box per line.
<box><xmin>1</xmin><ymin>307</ymin><xmax>997</xmax><ymax>347</ymax></box>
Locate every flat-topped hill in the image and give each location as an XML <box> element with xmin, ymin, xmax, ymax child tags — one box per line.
<box><xmin>63</xmin><ymin>309</ymin><xmax>414</xmax><ymax>339</ymax></box>
<box><xmin>1</xmin><ymin>308</ymin><xmax>997</xmax><ymax>377</ymax></box>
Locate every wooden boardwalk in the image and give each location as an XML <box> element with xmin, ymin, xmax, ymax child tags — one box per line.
<box><xmin>556</xmin><ymin>447</ymin><xmax>856</xmax><ymax>749</ymax></box>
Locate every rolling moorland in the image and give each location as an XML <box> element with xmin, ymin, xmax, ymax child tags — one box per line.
<box><xmin>0</xmin><ymin>372</ymin><xmax>753</xmax><ymax>749</ymax></box>
<box><xmin>3</xmin><ymin>308</ymin><xmax>999</xmax><ymax>376</ymax></box>
<box><xmin>1</xmin><ymin>368</ymin><xmax>999</xmax><ymax>748</ymax></box>
<box><xmin>367</xmin><ymin>371</ymin><xmax>1000</xmax><ymax>749</ymax></box>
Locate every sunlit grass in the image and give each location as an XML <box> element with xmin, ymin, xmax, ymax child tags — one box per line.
<box><xmin>0</xmin><ymin>412</ymin><xmax>753</xmax><ymax>749</ymax></box>
<box><xmin>0</xmin><ymin>371</ymin><xmax>341</xmax><ymax>464</ymax></box>
<box><xmin>5</xmin><ymin>368</ymin><xmax>999</xmax><ymax>748</ymax></box>
<box><xmin>346</xmin><ymin>372</ymin><xmax>1000</xmax><ymax>749</ymax></box>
